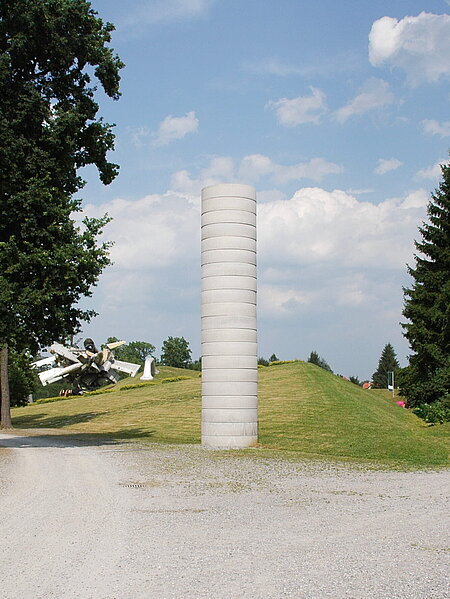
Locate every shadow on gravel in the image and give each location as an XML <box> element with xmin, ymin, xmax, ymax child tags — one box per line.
<box><xmin>0</xmin><ymin>428</ymin><xmax>156</xmax><ymax>449</ymax></box>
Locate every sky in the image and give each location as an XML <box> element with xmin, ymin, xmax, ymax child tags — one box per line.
<box><xmin>77</xmin><ymin>0</ymin><xmax>450</xmax><ymax>381</ymax></box>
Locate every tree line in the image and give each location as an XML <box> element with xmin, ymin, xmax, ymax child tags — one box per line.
<box><xmin>1</xmin><ymin>1</ymin><xmax>448</xmax><ymax>426</ymax></box>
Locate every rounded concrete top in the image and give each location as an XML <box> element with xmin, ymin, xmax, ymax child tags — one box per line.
<box><xmin>202</xmin><ymin>183</ymin><xmax>256</xmax><ymax>201</ymax></box>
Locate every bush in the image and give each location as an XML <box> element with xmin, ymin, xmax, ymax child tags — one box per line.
<box><xmin>8</xmin><ymin>351</ymin><xmax>36</xmax><ymax>406</ymax></box>
<box><xmin>161</xmin><ymin>376</ymin><xmax>191</xmax><ymax>384</ymax></box>
<box><xmin>35</xmin><ymin>395</ymin><xmax>71</xmax><ymax>405</ymax></box>
<box><xmin>269</xmin><ymin>360</ymin><xmax>302</xmax><ymax>366</ymax></box>
<box><xmin>412</xmin><ymin>397</ymin><xmax>450</xmax><ymax>424</ymax></box>
<box><xmin>119</xmin><ymin>382</ymin><xmax>156</xmax><ymax>391</ymax></box>
<box><xmin>83</xmin><ymin>388</ymin><xmax>115</xmax><ymax>396</ymax></box>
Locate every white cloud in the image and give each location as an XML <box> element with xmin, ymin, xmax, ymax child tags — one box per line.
<box><xmin>345</xmin><ymin>188</ymin><xmax>374</xmax><ymax>196</ymax></box>
<box><xmin>83</xmin><ymin>191</ymin><xmax>199</xmax><ymax>271</ymax></box>
<box><xmin>153</xmin><ymin>111</ymin><xmax>199</xmax><ymax>146</ymax></box>
<box><xmin>242</xmin><ymin>57</ymin><xmax>303</xmax><ymax>77</ymax></box>
<box><xmin>258</xmin><ymin>284</ymin><xmax>312</xmax><ymax>315</ymax></box>
<box><xmin>399</xmin><ymin>189</ymin><xmax>428</xmax><ymax>209</ymax></box>
<box><xmin>421</xmin><ymin>119</ymin><xmax>450</xmax><ymax>137</ymax></box>
<box><xmin>416</xmin><ymin>161</ymin><xmax>443</xmax><ymax>180</ymax></box>
<box><xmin>267</xmin><ymin>87</ymin><xmax>327</xmax><ymax>126</ymax></box>
<box><xmin>170</xmin><ymin>154</ymin><xmax>342</xmax><ymax>195</ymax></box>
<box><xmin>124</xmin><ymin>0</ymin><xmax>213</xmax><ymax>27</ymax></box>
<box><xmin>258</xmin><ymin>187</ymin><xmax>426</xmax><ymax>271</ymax></box>
<box><xmin>129</xmin><ymin>126</ymin><xmax>151</xmax><ymax>147</ymax></box>
<box><xmin>171</xmin><ymin>156</ymin><xmax>236</xmax><ymax>197</ymax></box>
<box><xmin>335</xmin><ymin>78</ymin><xmax>395</xmax><ymax>122</ymax></box>
<box><xmin>374</xmin><ymin>158</ymin><xmax>403</xmax><ymax>175</ymax></box>
<box><xmin>240</xmin><ymin>155</ymin><xmax>343</xmax><ymax>184</ymax></box>
<box><xmin>369</xmin><ymin>12</ymin><xmax>450</xmax><ymax>84</ymax></box>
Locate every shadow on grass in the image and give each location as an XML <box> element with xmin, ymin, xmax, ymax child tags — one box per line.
<box><xmin>12</xmin><ymin>411</ymin><xmax>107</xmax><ymax>429</ymax></box>
<box><xmin>0</xmin><ymin>427</ymin><xmax>157</xmax><ymax>449</ymax></box>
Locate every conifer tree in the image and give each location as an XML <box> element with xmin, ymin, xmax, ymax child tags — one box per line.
<box><xmin>400</xmin><ymin>157</ymin><xmax>450</xmax><ymax>408</ymax></box>
<box><xmin>371</xmin><ymin>343</ymin><xmax>400</xmax><ymax>389</ymax></box>
<box><xmin>308</xmin><ymin>350</ymin><xmax>333</xmax><ymax>373</ymax></box>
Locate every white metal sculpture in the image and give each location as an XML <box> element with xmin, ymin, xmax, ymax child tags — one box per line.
<box><xmin>201</xmin><ymin>183</ymin><xmax>258</xmax><ymax>449</ymax></box>
<box><xmin>33</xmin><ymin>339</ymin><xmax>141</xmax><ymax>393</ymax></box>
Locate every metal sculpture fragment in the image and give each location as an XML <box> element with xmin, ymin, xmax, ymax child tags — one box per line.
<box><xmin>32</xmin><ymin>339</ymin><xmax>141</xmax><ymax>393</ymax></box>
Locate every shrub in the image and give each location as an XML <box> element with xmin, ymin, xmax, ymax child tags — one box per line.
<box><xmin>83</xmin><ymin>388</ymin><xmax>115</xmax><ymax>396</ymax></box>
<box><xmin>269</xmin><ymin>360</ymin><xmax>302</xmax><ymax>366</ymax></box>
<box><xmin>161</xmin><ymin>376</ymin><xmax>191</xmax><ymax>384</ymax></box>
<box><xmin>412</xmin><ymin>397</ymin><xmax>450</xmax><ymax>424</ymax></box>
<box><xmin>119</xmin><ymin>382</ymin><xmax>157</xmax><ymax>391</ymax></box>
<box><xmin>35</xmin><ymin>395</ymin><xmax>70</xmax><ymax>405</ymax></box>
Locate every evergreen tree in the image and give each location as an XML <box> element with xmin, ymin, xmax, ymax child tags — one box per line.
<box><xmin>308</xmin><ymin>350</ymin><xmax>333</xmax><ymax>373</ymax></box>
<box><xmin>400</xmin><ymin>157</ymin><xmax>450</xmax><ymax>408</ymax></box>
<box><xmin>371</xmin><ymin>343</ymin><xmax>400</xmax><ymax>388</ymax></box>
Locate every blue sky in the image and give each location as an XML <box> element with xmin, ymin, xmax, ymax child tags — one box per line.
<box><xmin>78</xmin><ymin>0</ymin><xmax>450</xmax><ymax>380</ymax></box>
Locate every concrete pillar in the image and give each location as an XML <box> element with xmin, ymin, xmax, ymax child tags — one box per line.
<box><xmin>201</xmin><ymin>183</ymin><xmax>258</xmax><ymax>449</ymax></box>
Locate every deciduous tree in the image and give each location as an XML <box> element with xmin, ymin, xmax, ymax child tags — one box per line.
<box><xmin>0</xmin><ymin>0</ymin><xmax>123</xmax><ymax>426</ymax></box>
<box><xmin>160</xmin><ymin>337</ymin><xmax>192</xmax><ymax>369</ymax></box>
<box><xmin>106</xmin><ymin>338</ymin><xmax>156</xmax><ymax>368</ymax></box>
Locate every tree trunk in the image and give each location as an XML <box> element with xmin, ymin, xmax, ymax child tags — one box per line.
<box><xmin>0</xmin><ymin>344</ymin><xmax>12</xmax><ymax>429</ymax></box>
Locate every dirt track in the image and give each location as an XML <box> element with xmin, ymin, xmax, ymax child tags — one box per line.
<box><xmin>0</xmin><ymin>431</ymin><xmax>448</xmax><ymax>599</ymax></box>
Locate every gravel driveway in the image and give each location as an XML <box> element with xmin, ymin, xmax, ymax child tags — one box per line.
<box><xmin>0</xmin><ymin>431</ymin><xmax>448</xmax><ymax>599</ymax></box>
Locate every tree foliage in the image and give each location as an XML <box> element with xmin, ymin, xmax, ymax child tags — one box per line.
<box><xmin>308</xmin><ymin>350</ymin><xmax>333</xmax><ymax>373</ymax></box>
<box><xmin>400</xmin><ymin>157</ymin><xmax>450</xmax><ymax>410</ymax></box>
<box><xmin>371</xmin><ymin>343</ymin><xmax>400</xmax><ymax>389</ymax></box>
<box><xmin>106</xmin><ymin>337</ymin><xmax>155</xmax><ymax>368</ymax></box>
<box><xmin>0</xmin><ymin>0</ymin><xmax>123</xmax><ymax>425</ymax></box>
<box><xmin>160</xmin><ymin>337</ymin><xmax>192</xmax><ymax>369</ymax></box>
<box><xmin>8</xmin><ymin>351</ymin><xmax>36</xmax><ymax>407</ymax></box>
<box><xmin>0</xmin><ymin>0</ymin><xmax>124</xmax><ymax>355</ymax></box>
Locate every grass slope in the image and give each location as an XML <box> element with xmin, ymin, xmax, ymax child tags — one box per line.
<box><xmin>11</xmin><ymin>362</ymin><xmax>449</xmax><ymax>467</ymax></box>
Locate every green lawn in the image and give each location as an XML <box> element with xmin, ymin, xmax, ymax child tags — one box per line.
<box><xmin>10</xmin><ymin>362</ymin><xmax>449</xmax><ymax>467</ymax></box>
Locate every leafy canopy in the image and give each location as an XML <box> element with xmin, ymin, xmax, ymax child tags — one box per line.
<box><xmin>160</xmin><ymin>336</ymin><xmax>192</xmax><ymax>369</ymax></box>
<box><xmin>0</xmin><ymin>0</ymin><xmax>124</xmax><ymax>353</ymax></box>
<box><xmin>106</xmin><ymin>337</ymin><xmax>156</xmax><ymax>367</ymax></box>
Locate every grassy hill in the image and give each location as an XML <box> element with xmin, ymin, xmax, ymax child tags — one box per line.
<box><xmin>11</xmin><ymin>361</ymin><xmax>449</xmax><ymax>467</ymax></box>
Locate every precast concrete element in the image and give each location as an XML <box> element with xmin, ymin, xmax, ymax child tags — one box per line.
<box><xmin>201</xmin><ymin>183</ymin><xmax>257</xmax><ymax>449</ymax></box>
<box><xmin>140</xmin><ymin>355</ymin><xmax>158</xmax><ymax>381</ymax></box>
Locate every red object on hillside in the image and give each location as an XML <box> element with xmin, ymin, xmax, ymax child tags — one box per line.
<box><xmin>362</xmin><ymin>382</ymin><xmax>372</xmax><ymax>389</ymax></box>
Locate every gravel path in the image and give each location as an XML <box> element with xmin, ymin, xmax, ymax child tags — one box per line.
<box><xmin>0</xmin><ymin>431</ymin><xmax>448</xmax><ymax>599</ymax></box>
